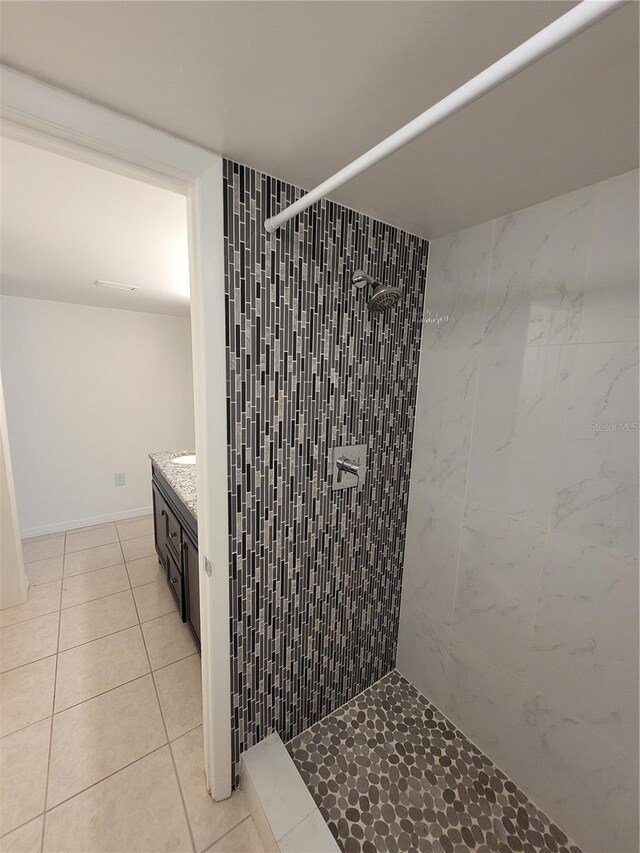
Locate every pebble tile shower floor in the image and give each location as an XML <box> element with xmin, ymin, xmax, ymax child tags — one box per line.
<box><xmin>288</xmin><ymin>671</ymin><xmax>582</xmax><ymax>853</ymax></box>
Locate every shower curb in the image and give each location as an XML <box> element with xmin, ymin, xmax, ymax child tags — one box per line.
<box><xmin>241</xmin><ymin>733</ymin><xmax>340</xmax><ymax>853</ymax></box>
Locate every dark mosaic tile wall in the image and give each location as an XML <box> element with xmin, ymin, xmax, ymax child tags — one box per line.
<box><xmin>289</xmin><ymin>670</ymin><xmax>583</xmax><ymax>853</ymax></box>
<box><xmin>222</xmin><ymin>160</ymin><xmax>429</xmax><ymax>783</ymax></box>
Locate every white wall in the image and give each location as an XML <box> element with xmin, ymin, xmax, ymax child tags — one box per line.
<box><xmin>398</xmin><ymin>170</ymin><xmax>639</xmax><ymax>853</ymax></box>
<box><xmin>0</xmin><ymin>296</ymin><xmax>195</xmax><ymax>536</ymax></box>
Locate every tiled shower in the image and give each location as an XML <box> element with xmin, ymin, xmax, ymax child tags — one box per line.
<box><xmin>223</xmin><ymin>161</ymin><xmax>638</xmax><ymax>853</ymax></box>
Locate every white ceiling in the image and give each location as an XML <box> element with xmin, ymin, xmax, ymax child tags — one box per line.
<box><xmin>0</xmin><ymin>1</ymin><xmax>638</xmax><ymax>239</ymax></box>
<box><xmin>0</xmin><ymin>138</ymin><xmax>190</xmax><ymax>315</ymax></box>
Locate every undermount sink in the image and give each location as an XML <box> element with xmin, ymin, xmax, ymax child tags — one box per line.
<box><xmin>172</xmin><ymin>454</ymin><xmax>196</xmax><ymax>465</ymax></box>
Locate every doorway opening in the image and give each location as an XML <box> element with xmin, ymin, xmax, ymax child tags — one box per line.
<box><xmin>0</xmin><ymin>67</ymin><xmax>232</xmax><ymax>829</ymax></box>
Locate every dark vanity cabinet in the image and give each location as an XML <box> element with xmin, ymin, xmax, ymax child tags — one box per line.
<box><xmin>151</xmin><ymin>466</ymin><xmax>200</xmax><ymax>649</ymax></box>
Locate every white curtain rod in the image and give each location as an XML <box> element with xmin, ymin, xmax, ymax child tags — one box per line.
<box><xmin>264</xmin><ymin>0</ymin><xmax>627</xmax><ymax>233</ymax></box>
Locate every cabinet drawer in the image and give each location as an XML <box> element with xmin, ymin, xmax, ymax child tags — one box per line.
<box><xmin>167</xmin><ymin>547</ymin><xmax>185</xmax><ymax>621</ymax></box>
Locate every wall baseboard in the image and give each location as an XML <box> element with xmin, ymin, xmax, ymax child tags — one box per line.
<box><xmin>22</xmin><ymin>506</ymin><xmax>153</xmax><ymax>539</ymax></box>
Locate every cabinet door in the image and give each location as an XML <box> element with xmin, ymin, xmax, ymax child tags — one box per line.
<box><xmin>167</xmin><ymin>546</ymin><xmax>185</xmax><ymax>621</ymax></box>
<box><xmin>152</xmin><ymin>485</ymin><xmax>169</xmax><ymax>571</ymax></box>
<box><xmin>182</xmin><ymin>533</ymin><xmax>200</xmax><ymax>646</ymax></box>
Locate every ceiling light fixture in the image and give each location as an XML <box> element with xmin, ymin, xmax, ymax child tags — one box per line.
<box><xmin>94</xmin><ymin>279</ymin><xmax>140</xmax><ymax>292</ymax></box>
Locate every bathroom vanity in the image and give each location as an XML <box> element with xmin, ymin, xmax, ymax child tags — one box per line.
<box><xmin>149</xmin><ymin>451</ymin><xmax>200</xmax><ymax>649</ymax></box>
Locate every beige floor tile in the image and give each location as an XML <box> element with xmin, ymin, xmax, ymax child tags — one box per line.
<box><xmin>47</xmin><ymin>674</ymin><xmax>166</xmax><ymax>807</ymax></box>
<box><xmin>207</xmin><ymin>818</ymin><xmax>265</xmax><ymax>853</ymax></box>
<box><xmin>142</xmin><ymin>611</ymin><xmax>197</xmax><ymax>671</ymax></box>
<box><xmin>58</xmin><ymin>590</ymin><xmax>138</xmax><ymax>651</ymax></box>
<box><xmin>116</xmin><ymin>515</ymin><xmax>154</xmax><ymax>541</ymax></box>
<box><xmin>65</xmin><ymin>524</ymin><xmax>118</xmax><ymax>554</ymax></box>
<box><xmin>25</xmin><ymin>556</ymin><xmax>64</xmax><ymax>585</ymax></box>
<box><xmin>126</xmin><ymin>554</ymin><xmax>165</xmax><ymax>588</ymax></box>
<box><xmin>172</xmin><ymin>725</ymin><xmax>249</xmax><ymax>851</ymax></box>
<box><xmin>61</xmin><ymin>564</ymin><xmax>129</xmax><ymax>609</ymax></box>
<box><xmin>0</xmin><ymin>581</ymin><xmax>61</xmax><ymax>629</ymax></box>
<box><xmin>121</xmin><ymin>534</ymin><xmax>156</xmax><ymax>561</ymax></box>
<box><xmin>0</xmin><ymin>657</ymin><xmax>56</xmax><ymax>738</ymax></box>
<box><xmin>133</xmin><ymin>580</ymin><xmax>178</xmax><ymax>623</ymax></box>
<box><xmin>0</xmin><ymin>613</ymin><xmax>59</xmax><ymax>674</ymax></box>
<box><xmin>154</xmin><ymin>654</ymin><xmax>202</xmax><ymax>740</ymax></box>
<box><xmin>0</xmin><ymin>719</ymin><xmax>50</xmax><ymax>836</ymax></box>
<box><xmin>43</xmin><ymin>748</ymin><xmax>192</xmax><ymax>853</ymax></box>
<box><xmin>21</xmin><ymin>535</ymin><xmax>64</xmax><ymax>564</ymax></box>
<box><xmin>63</xmin><ymin>542</ymin><xmax>123</xmax><ymax>577</ymax></box>
<box><xmin>0</xmin><ymin>815</ymin><xmax>43</xmax><ymax>852</ymax></box>
<box><xmin>55</xmin><ymin>626</ymin><xmax>149</xmax><ymax>712</ymax></box>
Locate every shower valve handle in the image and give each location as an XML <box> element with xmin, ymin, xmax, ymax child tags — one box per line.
<box><xmin>336</xmin><ymin>456</ymin><xmax>360</xmax><ymax>483</ymax></box>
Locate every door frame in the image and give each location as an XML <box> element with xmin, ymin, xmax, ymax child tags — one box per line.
<box><xmin>0</xmin><ymin>65</ymin><xmax>232</xmax><ymax>799</ymax></box>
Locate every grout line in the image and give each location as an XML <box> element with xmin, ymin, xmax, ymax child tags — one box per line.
<box><xmin>168</xmin><ymin>720</ymin><xmax>204</xmax><ymax>744</ymax></box>
<box><xmin>127</xmin><ymin>575</ymin><xmax>171</xmax><ymax>593</ymax></box>
<box><xmin>134</xmin><ymin>592</ymin><xmax>198</xmax><ymax>853</ymax></box>
<box><xmin>0</xmin><ymin>813</ymin><xmax>44</xmax><ymax>843</ymax></box>
<box><xmin>63</xmin><ymin>558</ymin><xmax>125</xmax><ymax>579</ymax></box>
<box><xmin>59</xmin><ymin>586</ymin><xmax>134</xmax><ymax>616</ymax></box>
<box><xmin>0</xmin><ymin>607</ymin><xmax>183</xmax><ymax>678</ymax></box>
<box><xmin>59</xmin><ymin>533</ymin><xmax>151</xmax><ymax>559</ymax></box>
<box><xmin>153</xmin><ymin>650</ymin><xmax>199</xmax><ymax>676</ymax></box>
<box><xmin>0</xmin><ymin>594</ymin><xmax>63</xmax><ymax>631</ymax></box>
<box><xmin>39</xmin><ymin>562</ymin><xmax>65</xmax><ymax>853</ymax></box>
<box><xmin>60</xmin><ymin>550</ymin><xmax>157</xmax><ymax>581</ymax></box>
<box><xmin>53</xmin><ymin>656</ymin><xmax>149</xmax><ymax>717</ymax></box>
<box><xmin>200</xmin><ymin>815</ymin><xmax>253</xmax><ymax>853</ymax></box>
<box><xmin>0</xmin><ymin>651</ymin><xmax>58</xmax><ymax>679</ymax></box>
<box><xmin>64</xmin><ymin>538</ymin><xmax>121</xmax><ymax>556</ymax></box>
<box><xmin>148</xmin><ymin>646</ymin><xmax>200</xmax><ymax>676</ymax></box>
<box><xmin>2</xmin><ymin>656</ymin><xmax>152</xmax><ymax>741</ymax></box>
<box><xmin>42</xmin><ymin>743</ymin><xmax>168</xmax><ymax>816</ymax></box>
<box><xmin>0</xmin><ymin>712</ymin><xmax>53</xmax><ymax>744</ymax></box>
<box><xmin>0</xmin><ymin>620</ymin><xmax>139</xmax><ymax>677</ymax></box>
<box><xmin>60</xmin><ymin>582</ymin><xmax>131</xmax><ymax>613</ymax></box>
<box><xmin>3</xmin><ymin>642</ymin><xmax>195</xmax><ymax>736</ymax></box>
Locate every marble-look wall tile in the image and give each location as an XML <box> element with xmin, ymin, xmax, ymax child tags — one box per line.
<box><xmin>453</xmin><ymin>503</ymin><xmax>546</xmax><ymax>676</ymax></box>
<box><xmin>511</xmin><ymin>689</ymin><xmax>639</xmax><ymax>853</ymax></box>
<box><xmin>421</xmin><ymin>222</ymin><xmax>493</xmax><ymax>351</ymax></box>
<box><xmin>579</xmin><ymin>170</ymin><xmax>639</xmax><ymax>344</ymax></box>
<box><xmin>484</xmin><ymin>185</ymin><xmax>596</xmax><ymax>349</ymax></box>
<box><xmin>552</xmin><ymin>342</ymin><xmax>639</xmax><ymax>554</ymax></box>
<box><xmin>401</xmin><ymin>169</ymin><xmax>639</xmax><ymax>853</ymax></box>
<box><xmin>410</xmin><ymin>349</ymin><xmax>480</xmax><ymax>497</ymax></box>
<box><xmin>467</xmin><ymin>344</ymin><xmax>568</xmax><ymax>524</ymax></box>
<box><xmin>446</xmin><ymin>637</ymin><xmax>525</xmax><ymax>770</ymax></box>
<box><xmin>398</xmin><ymin>485</ymin><xmax>462</xmax><ymax>713</ymax></box>
<box><xmin>396</xmin><ymin>601</ymin><xmax>451</xmax><ymax>714</ymax></box>
<box><xmin>527</xmin><ymin>529</ymin><xmax>638</xmax><ymax>754</ymax></box>
<box><xmin>402</xmin><ymin>483</ymin><xmax>463</xmax><ymax>626</ymax></box>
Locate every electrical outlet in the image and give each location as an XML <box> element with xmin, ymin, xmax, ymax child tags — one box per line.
<box><xmin>114</xmin><ymin>473</ymin><xmax>126</xmax><ymax>486</ymax></box>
